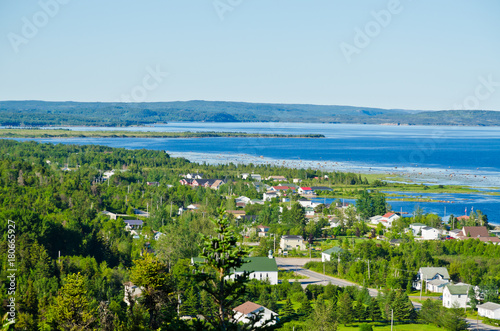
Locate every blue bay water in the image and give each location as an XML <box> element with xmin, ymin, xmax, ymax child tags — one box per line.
<box><xmin>10</xmin><ymin>123</ymin><xmax>500</xmax><ymax>225</ymax></box>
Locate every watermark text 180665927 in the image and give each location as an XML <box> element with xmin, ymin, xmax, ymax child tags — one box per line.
<box><xmin>6</xmin><ymin>219</ymin><xmax>17</xmax><ymax>325</ymax></box>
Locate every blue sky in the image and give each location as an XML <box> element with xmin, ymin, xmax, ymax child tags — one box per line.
<box><xmin>1</xmin><ymin>0</ymin><xmax>499</xmax><ymax>110</ymax></box>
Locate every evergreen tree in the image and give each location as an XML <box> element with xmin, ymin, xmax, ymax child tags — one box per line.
<box><xmin>442</xmin><ymin>305</ymin><xmax>468</xmax><ymax>331</ymax></box>
<box><xmin>193</xmin><ymin>207</ymin><xmax>253</xmax><ymax>330</ymax></box>
<box><xmin>337</xmin><ymin>292</ymin><xmax>354</xmax><ymax>326</ymax></box>
<box><xmin>280</xmin><ymin>298</ymin><xmax>295</xmax><ymax>318</ymax></box>
<box><xmin>369</xmin><ymin>299</ymin><xmax>382</xmax><ymax>322</ymax></box>
<box><xmin>308</xmin><ymin>300</ymin><xmax>338</xmax><ymax>331</ymax></box>
<box><xmin>181</xmin><ymin>286</ymin><xmax>200</xmax><ymax>317</ymax></box>
<box><xmin>48</xmin><ymin>273</ymin><xmax>97</xmax><ymax>330</ymax></box>
<box><xmin>299</xmin><ymin>299</ymin><xmax>313</xmax><ymax>317</ymax></box>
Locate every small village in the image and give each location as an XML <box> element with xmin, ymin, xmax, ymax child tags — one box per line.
<box><xmin>101</xmin><ymin>171</ymin><xmax>500</xmax><ymax>329</ymax></box>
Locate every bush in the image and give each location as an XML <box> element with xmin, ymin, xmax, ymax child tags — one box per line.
<box><xmin>359</xmin><ymin>323</ymin><xmax>373</xmax><ymax>331</ymax></box>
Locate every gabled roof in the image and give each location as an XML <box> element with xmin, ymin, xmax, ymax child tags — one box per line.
<box><xmin>445</xmin><ymin>284</ymin><xmax>470</xmax><ymax>295</ymax></box>
<box><xmin>323</xmin><ymin>247</ymin><xmax>343</xmax><ymax>255</ymax></box>
<box><xmin>410</xmin><ymin>223</ymin><xmax>427</xmax><ymax>227</ymax></box>
<box><xmin>420</xmin><ymin>267</ymin><xmax>450</xmax><ymax>280</ymax></box>
<box><xmin>233</xmin><ymin>301</ymin><xmax>263</xmax><ymax>315</ymax></box>
<box><xmin>477</xmin><ymin>302</ymin><xmax>500</xmax><ymax>311</ymax></box>
<box><xmin>281</xmin><ymin>235</ymin><xmax>303</xmax><ymax>240</ymax></box>
<box><xmin>300</xmin><ymin>187</ymin><xmax>312</xmax><ymax>190</ymax></box>
<box><xmin>461</xmin><ymin>226</ymin><xmax>490</xmax><ymax>238</ymax></box>
<box><xmin>427</xmin><ymin>279</ymin><xmax>450</xmax><ymax>286</ymax></box>
<box><xmin>422</xmin><ymin>226</ymin><xmax>435</xmax><ymax>231</ymax></box>
<box><xmin>234</xmin><ymin>257</ymin><xmax>279</xmax><ymax>273</ymax></box>
<box><xmin>383</xmin><ymin>212</ymin><xmax>396</xmax><ymax>218</ymax></box>
<box><xmin>124</xmin><ymin>220</ymin><xmax>143</xmax><ymax>226</ymax></box>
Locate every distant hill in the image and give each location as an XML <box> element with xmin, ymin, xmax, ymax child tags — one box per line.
<box><xmin>0</xmin><ymin>100</ymin><xmax>499</xmax><ymax>126</ymax></box>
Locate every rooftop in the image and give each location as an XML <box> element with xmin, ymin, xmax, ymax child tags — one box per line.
<box><xmin>233</xmin><ymin>301</ymin><xmax>263</xmax><ymax>315</ymax></box>
<box><xmin>445</xmin><ymin>284</ymin><xmax>470</xmax><ymax>295</ymax></box>
<box><xmin>420</xmin><ymin>267</ymin><xmax>450</xmax><ymax>280</ymax></box>
<box><xmin>477</xmin><ymin>302</ymin><xmax>500</xmax><ymax>311</ymax></box>
<box><xmin>323</xmin><ymin>247</ymin><xmax>343</xmax><ymax>255</ymax></box>
<box><xmin>234</xmin><ymin>257</ymin><xmax>279</xmax><ymax>273</ymax></box>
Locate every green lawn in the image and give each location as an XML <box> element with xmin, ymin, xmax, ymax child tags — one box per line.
<box><xmin>337</xmin><ymin>323</ymin><xmax>442</xmax><ymax>330</ymax></box>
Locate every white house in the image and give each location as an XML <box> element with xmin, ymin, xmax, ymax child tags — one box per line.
<box><xmin>228</xmin><ymin>257</ymin><xmax>279</xmax><ymax>285</ymax></box>
<box><xmin>192</xmin><ymin>256</ymin><xmax>279</xmax><ymax>285</ymax></box>
<box><xmin>298</xmin><ymin>187</ymin><xmax>314</xmax><ymax>195</ymax></box>
<box><xmin>250</xmin><ymin>174</ymin><xmax>262</xmax><ymax>181</ymax></box>
<box><xmin>233</xmin><ymin>301</ymin><xmax>278</xmax><ymax>327</ymax></box>
<box><xmin>427</xmin><ymin>279</ymin><xmax>450</xmax><ymax>293</ymax></box>
<box><xmin>263</xmin><ymin>191</ymin><xmax>278</xmax><ymax>201</ymax></box>
<box><xmin>298</xmin><ymin>198</ymin><xmax>313</xmax><ymax>208</ymax></box>
<box><xmin>421</xmin><ymin>227</ymin><xmax>440</xmax><ymax>240</ymax></box>
<box><xmin>370</xmin><ymin>215</ymin><xmax>384</xmax><ymax>225</ymax></box>
<box><xmin>241</xmin><ymin>173</ymin><xmax>250</xmax><ymax>179</ymax></box>
<box><xmin>448</xmin><ymin>229</ymin><xmax>462</xmax><ymax>238</ymax></box>
<box><xmin>381</xmin><ymin>212</ymin><xmax>400</xmax><ymax>228</ymax></box>
<box><xmin>103</xmin><ymin>170</ymin><xmax>115</xmax><ymax>179</ymax></box>
<box><xmin>478</xmin><ymin>302</ymin><xmax>500</xmax><ymax>320</ymax></box>
<box><xmin>321</xmin><ymin>246</ymin><xmax>344</xmax><ymax>262</ymax></box>
<box><xmin>409</xmin><ymin>223</ymin><xmax>427</xmax><ymax>236</ymax></box>
<box><xmin>256</xmin><ymin>225</ymin><xmax>270</xmax><ymax>237</ymax></box>
<box><xmin>443</xmin><ymin>284</ymin><xmax>471</xmax><ymax>308</ymax></box>
<box><xmin>280</xmin><ymin>235</ymin><xmax>306</xmax><ymax>251</ymax></box>
<box><xmin>370</xmin><ymin>213</ymin><xmax>400</xmax><ymax>227</ymax></box>
<box><xmin>123</xmin><ymin>282</ymin><xmax>143</xmax><ymax>306</ymax></box>
<box><xmin>414</xmin><ymin>267</ymin><xmax>450</xmax><ymax>291</ymax></box>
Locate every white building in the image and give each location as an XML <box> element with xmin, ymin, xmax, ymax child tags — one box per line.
<box><xmin>477</xmin><ymin>302</ymin><xmax>500</xmax><ymax>320</ymax></box>
<box><xmin>263</xmin><ymin>191</ymin><xmax>278</xmax><ymax>201</ymax></box>
<box><xmin>123</xmin><ymin>282</ymin><xmax>142</xmax><ymax>306</ymax></box>
<box><xmin>443</xmin><ymin>284</ymin><xmax>471</xmax><ymax>308</ymax></box>
<box><xmin>414</xmin><ymin>267</ymin><xmax>450</xmax><ymax>291</ymax></box>
<box><xmin>409</xmin><ymin>223</ymin><xmax>427</xmax><ymax>236</ymax></box>
<box><xmin>421</xmin><ymin>227</ymin><xmax>440</xmax><ymax>240</ymax></box>
<box><xmin>280</xmin><ymin>235</ymin><xmax>306</xmax><ymax>251</ymax></box>
<box><xmin>192</xmin><ymin>256</ymin><xmax>279</xmax><ymax>285</ymax></box>
<box><xmin>321</xmin><ymin>246</ymin><xmax>343</xmax><ymax>262</ymax></box>
<box><xmin>298</xmin><ymin>198</ymin><xmax>313</xmax><ymax>208</ymax></box>
<box><xmin>233</xmin><ymin>301</ymin><xmax>278</xmax><ymax>327</ymax></box>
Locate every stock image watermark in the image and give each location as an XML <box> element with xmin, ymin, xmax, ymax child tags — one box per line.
<box><xmin>6</xmin><ymin>220</ymin><xmax>17</xmax><ymax>326</ymax></box>
<box><xmin>453</xmin><ymin>74</ymin><xmax>499</xmax><ymax>110</ymax></box>
<box><xmin>340</xmin><ymin>0</ymin><xmax>405</xmax><ymax>64</ymax></box>
<box><xmin>116</xmin><ymin>65</ymin><xmax>168</xmax><ymax>103</ymax></box>
<box><xmin>7</xmin><ymin>0</ymin><xmax>71</xmax><ymax>54</ymax></box>
<box><xmin>213</xmin><ymin>0</ymin><xmax>244</xmax><ymax>21</ymax></box>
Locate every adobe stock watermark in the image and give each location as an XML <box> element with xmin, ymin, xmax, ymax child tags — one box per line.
<box><xmin>340</xmin><ymin>0</ymin><xmax>405</xmax><ymax>64</ymax></box>
<box><xmin>7</xmin><ymin>0</ymin><xmax>71</xmax><ymax>54</ymax></box>
<box><xmin>453</xmin><ymin>74</ymin><xmax>499</xmax><ymax>110</ymax></box>
<box><xmin>116</xmin><ymin>65</ymin><xmax>168</xmax><ymax>103</ymax></box>
<box><xmin>213</xmin><ymin>0</ymin><xmax>244</xmax><ymax>21</ymax></box>
<box><xmin>6</xmin><ymin>220</ymin><xmax>17</xmax><ymax>326</ymax></box>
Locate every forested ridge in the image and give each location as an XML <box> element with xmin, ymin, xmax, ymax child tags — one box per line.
<box><xmin>1</xmin><ymin>100</ymin><xmax>500</xmax><ymax>126</ymax></box>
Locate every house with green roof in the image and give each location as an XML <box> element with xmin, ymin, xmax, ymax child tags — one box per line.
<box><xmin>191</xmin><ymin>256</ymin><xmax>279</xmax><ymax>285</ymax></box>
<box><xmin>321</xmin><ymin>246</ymin><xmax>344</xmax><ymax>262</ymax></box>
<box><xmin>443</xmin><ymin>284</ymin><xmax>471</xmax><ymax>308</ymax></box>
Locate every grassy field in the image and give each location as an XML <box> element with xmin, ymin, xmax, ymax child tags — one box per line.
<box><xmin>336</xmin><ymin>323</ymin><xmax>442</xmax><ymax>330</ymax></box>
<box><xmin>0</xmin><ymin>128</ymin><xmax>324</xmax><ymax>139</ymax></box>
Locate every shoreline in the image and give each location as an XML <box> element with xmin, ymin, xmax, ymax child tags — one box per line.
<box><xmin>0</xmin><ymin>129</ymin><xmax>324</xmax><ymax>139</ymax></box>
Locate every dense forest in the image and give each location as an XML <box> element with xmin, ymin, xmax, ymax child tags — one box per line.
<box><xmin>1</xmin><ymin>100</ymin><xmax>500</xmax><ymax>126</ymax></box>
<box><xmin>0</xmin><ymin>140</ymin><xmax>496</xmax><ymax>330</ymax></box>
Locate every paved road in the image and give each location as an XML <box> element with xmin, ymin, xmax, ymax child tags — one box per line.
<box><xmin>276</xmin><ymin>257</ymin><xmax>379</xmax><ymax>297</ymax></box>
<box><xmin>276</xmin><ymin>258</ymin><xmax>499</xmax><ymax>330</ymax></box>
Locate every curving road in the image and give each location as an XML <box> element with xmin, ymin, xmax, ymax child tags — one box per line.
<box><xmin>275</xmin><ymin>257</ymin><xmax>500</xmax><ymax>330</ymax></box>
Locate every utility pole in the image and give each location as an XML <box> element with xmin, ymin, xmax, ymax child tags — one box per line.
<box><xmin>367</xmin><ymin>260</ymin><xmax>370</xmax><ymax>279</ymax></box>
<box><xmin>391</xmin><ymin>309</ymin><xmax>394</xmax><ymax>331</ymax></box>
<box><xmin>170</xmin><ymin>201</ymin><xmax>173</xmax><ymax>218</ymax></box>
